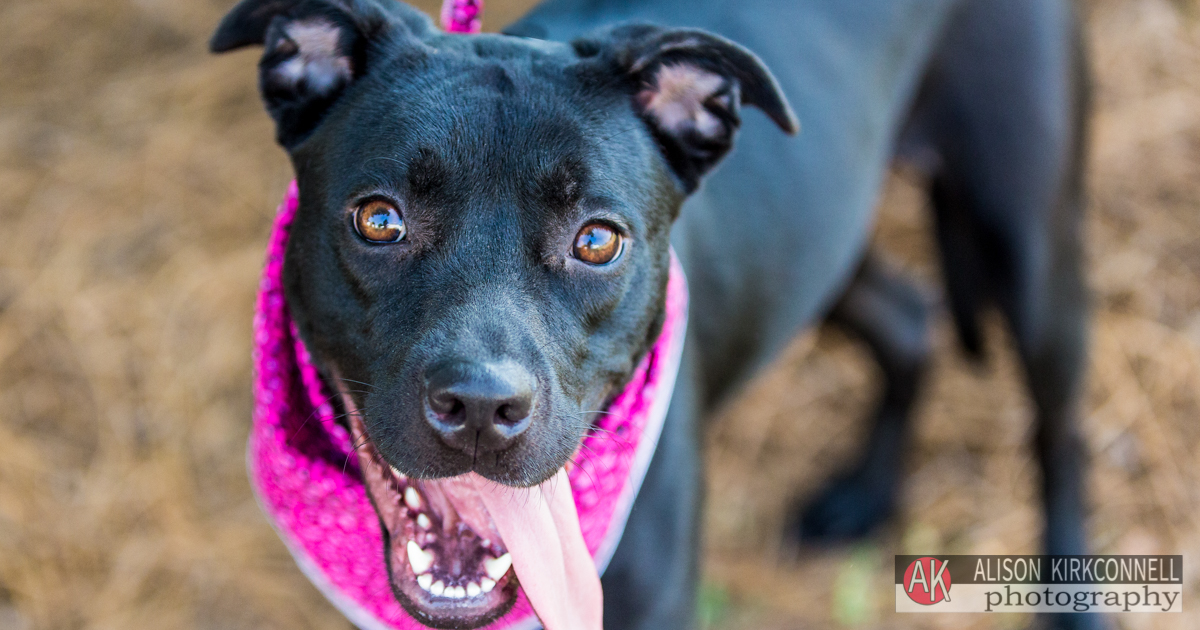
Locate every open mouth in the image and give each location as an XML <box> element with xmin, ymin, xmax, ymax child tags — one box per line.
<box><xmin>348</xmin><ymin>414</ymin><xmax>518</xmax><ymax>629</ymax></box>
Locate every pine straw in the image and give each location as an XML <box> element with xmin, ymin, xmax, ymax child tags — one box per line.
<box><xmin>0</xmin><ymin>1</ymin><xmax>1196</xmax><ymax>629</ymax></box>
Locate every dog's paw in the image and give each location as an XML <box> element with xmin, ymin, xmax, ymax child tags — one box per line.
<box><xmin>786</xmin><ymin>472</ymin><xmax>896</xmax><ymax>544</ymax></box>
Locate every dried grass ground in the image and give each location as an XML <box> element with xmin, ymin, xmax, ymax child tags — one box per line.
<box><xmin>0</xmin><ymin>1</ymin><xmax>1197</xmax><ymax>629</ymax></box>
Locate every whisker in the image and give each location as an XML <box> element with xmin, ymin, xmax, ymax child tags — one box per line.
<box><xmin>285</xmin><ymin>406</ymin><xmax>325</xmax><ymax>443</ymax></box>
<box><xmin>343</xmin><ymin>435</ymin><xmax>374</xmax><ymax>475</ymax></box>
<box><xmin>337</xmin><ymin>377</ymin><xmax>377</xmax><ymax>389</ymax></box>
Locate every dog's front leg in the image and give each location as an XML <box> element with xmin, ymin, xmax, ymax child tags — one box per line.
<box><xmin>600</xmin><ymin>347</ymin><xmax>704</xmax><ymax>630</ymax></box>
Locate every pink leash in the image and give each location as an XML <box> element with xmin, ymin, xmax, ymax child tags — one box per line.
<box><xmin>441</xmin><ymin>0</ymin><xmax>483</xmax><ymax>33</ymax></box>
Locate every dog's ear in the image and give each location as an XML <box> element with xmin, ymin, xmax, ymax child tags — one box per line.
<box><xmin>575</xmin><ymin>25</ymin><xmax>798</xmax><ymax>192</ymax></box>
<box><xmin>211</xmin><ymin>0</ymin><xmax>419</xmax><ymax>148</ymax></box>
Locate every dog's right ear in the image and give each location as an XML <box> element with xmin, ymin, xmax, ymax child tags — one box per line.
<box><xmin>211</xmin><ymin>0</ymin><xmax>416</xmax><ymax>147</ymax></box>
<box><xmin>572</xmin><ymin>24</ymin><xmax>797</xmax><ymax>194</ymax></box>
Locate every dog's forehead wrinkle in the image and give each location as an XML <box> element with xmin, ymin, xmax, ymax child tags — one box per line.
<box><xmin>427</xmin><ymin>31</ymin><xmax>574</xmax><ymax>65</ymax></box>
<box><xmin>529</xmin><ymin>153</ymin><xmax>590</xmax><ymax>218</ymax></box>
<box><xmin>476</xmin><ymin>63</ymin><xmax>517</xmax><ymax>94</ymax></box>
<box><xmin>340</xmin><ymin>63</ymin><xmax>651</xmax><ymax>218</ymax></box>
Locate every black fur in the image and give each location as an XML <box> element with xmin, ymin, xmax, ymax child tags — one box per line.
<box><xmin>213</xmin><ymin>0</ymin><xmax>1094</xmax><ymax>628</ymax></box>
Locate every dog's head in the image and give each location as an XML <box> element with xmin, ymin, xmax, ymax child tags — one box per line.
<box><xmin>213</xmin><ymin>0</ymin><xmax>794</xmax><ymax>625</ymax></box>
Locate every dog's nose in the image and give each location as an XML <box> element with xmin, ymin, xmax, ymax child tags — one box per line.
<box><xmin>423</xmin><ymin>360</ymin><xmax>535</xmax><ymax>454</ymax></box>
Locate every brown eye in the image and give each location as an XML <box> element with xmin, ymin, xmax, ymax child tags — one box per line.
<box><xmin>354</xmin><ymin>200</ymin><xmax>405</xmax><ymax>243</ymax></box>
<box><xmin>572</xmin><ymin>222</ymin><xmax>623</xmax><ymax>265</ymax></box>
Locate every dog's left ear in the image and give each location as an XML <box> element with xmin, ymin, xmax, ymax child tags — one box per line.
<box><xmin>210</xmin><ymin>0</ymin><xmax>428</xmax><ymax>148</ymax></box>
<box><xmin>575</xmin><ymin>25</ymin><xmax>798</xmax><ymax>192</ymax></box>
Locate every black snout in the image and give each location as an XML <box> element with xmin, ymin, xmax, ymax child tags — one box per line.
<box><xmin>424</xmin><ymin>360</ymin><xmax>536</xmax><ymax>455</ymax></box>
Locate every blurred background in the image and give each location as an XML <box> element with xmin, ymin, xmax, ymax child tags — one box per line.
<box><xmin>1</xmin><ymin>0</ymin><xmax>1198</xmax><ymax>628</ymax></box>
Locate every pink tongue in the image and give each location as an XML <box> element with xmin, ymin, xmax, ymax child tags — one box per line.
<box><xmin>467</xmin><ymin>471</ymin><xmax>603</xmax><ymax>630</ymax></box>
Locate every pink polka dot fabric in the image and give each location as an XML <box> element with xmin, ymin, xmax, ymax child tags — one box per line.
<box><xmin>249</xmin><ymin>182</ymin><xmax>688</xmax><ymax>630</ymax></box>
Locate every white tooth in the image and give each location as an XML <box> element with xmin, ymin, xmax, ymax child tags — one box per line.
<box><xmin>404</xmin><ymin>487</ymin><xmax>422</xmax><ymax>510</ymax></box>
<box><xmin>389</xmin><ymin>465</ymin><xmax>406</xmax><ymax>480</ymax></box>
<box><xmin>406</xmin><ymin>541</ymin><xmax>434</xmax><ymax>574</ymax></box>
<box><xmin>416</xmin><ymin>513</ymin><xmax>431</xmax><ymax>529</ymax></box>
<box><xmin>417</xmin><ymin>574</ymin><xmax>433</xmax><ymax>590</ymax></box>
<box><xmin>451</xmin><ymin>586</ymin><xmax>466</xmax><ymax>598</ymax></box>
<box><xmin>430</xmin><ymin>580</ymin><xmax>445</xmax><ymax>596</ymax></box>
<box><xmin>466</xmin><ymin>582</ymin><xmax>481</xmax><ymax>597</ymax></box>
<box><xmin>484</xmin><ymin>553</ymin><xmax>512</xmax><ymax>580</ymax></box>
<box><xmin>480</xmin><ymin>578</ymin><xmax>496</xmax><ymax>593</ymax></box>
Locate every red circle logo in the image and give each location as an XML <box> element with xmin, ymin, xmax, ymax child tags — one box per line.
<box><xmin>903</xmin><ymin>557</ymin><xmax>953</xmax><ymax>605</ymax></box>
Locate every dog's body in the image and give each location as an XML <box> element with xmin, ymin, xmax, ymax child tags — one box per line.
<box><xmin>212</xmin><ymin>0</ymin><xmax>1091</xmax><ymax>628</ymax></box>
<box><xmin>508</xmin><ymin>2</ymin><xmax>1091</xmax><ymax>628</ymax></box>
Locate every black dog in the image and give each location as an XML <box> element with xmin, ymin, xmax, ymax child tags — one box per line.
<box><xmin>212</xmin><ymin>0</ymin><xmax>1091</xmax><ymax>628</ymax></box>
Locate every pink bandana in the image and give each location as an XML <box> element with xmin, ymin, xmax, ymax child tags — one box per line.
<box><xmin>249</xmin><ymin>182</ymin><xmax>688</xmax><ymax>629</ymax></box>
